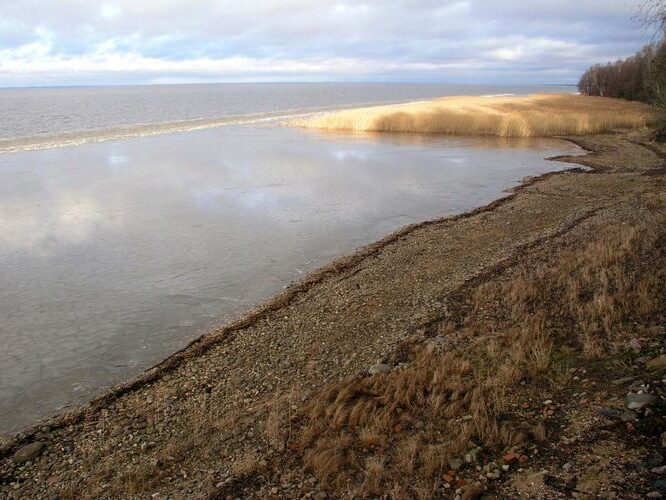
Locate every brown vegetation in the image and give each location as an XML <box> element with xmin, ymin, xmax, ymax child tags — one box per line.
<box><xmin>294</xmin><ymin>201</ymin><xmax>666</xmax><ymax>497</ymax></box>
<box><xmin>2</xmin><ymin>130</ymin><xmax>665</xmax><ymax>499</ymax></box>
<box><xmin>296</xmin><ymin>94</ymin><xmax>656</xmax><ymax>137</ymax></box>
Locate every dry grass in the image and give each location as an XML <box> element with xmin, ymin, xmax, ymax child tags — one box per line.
<box><xmin>295</xmin><ymin>206</ymin><xmax>666</xmax><ymax>497</ymax></box>
<box><xmin>296</xmin><ymin>94</ymin><xmax>657</xmax><ymax>137</ymax></box>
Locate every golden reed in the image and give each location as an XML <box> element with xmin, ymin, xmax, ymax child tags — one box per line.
<box><xmin>295</xmin><ymin>94</ymin><xmax>657</xmax><ymax>137</ymax></box>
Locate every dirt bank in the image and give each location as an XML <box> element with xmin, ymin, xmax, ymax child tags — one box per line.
<box><xmin>0</xmin><ymin>129</ymin><xmax>665</xmax><ymax>499</ymax></box>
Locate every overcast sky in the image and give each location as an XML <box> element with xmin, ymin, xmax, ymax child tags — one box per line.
<box><xmin>0</xmin><ymin>0</ymin><xmax>652</xmax><ymax>87</ymax></box>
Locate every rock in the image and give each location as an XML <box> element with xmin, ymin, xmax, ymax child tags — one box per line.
<box><xmin>653</xmin><ymin>465</ymin><xmax>666</xmax><ymax>474</ymax></box>
<box><xmin>626</xmin><ymin>392</ymin><xmax>657</xmax><ymax>410</ymax></box>
<box><xmin>621</xmin><ymin>410</ymin><xmax>638</xmax><ymax>422</ymax></box>
<box><xmin>648</xmin><ymin>453</ymin><xmax>665</xmax><ymax>468</ymax></box>
<box><xmin>449</xmin><ymin>458</ymin><xmax>463</xmax><ymax>470</ymax></box>
<box><xmin>486</xmin><ymin>470</ymin><xmax>501</xmax><ymax>480</ymax></box>
<box><xmin>647</xmin><ymin>492</ymin><xmax>663</xmax><ymax>498</ymax></box>
<box><xmin>596</xmin><ymin>407</ymin><xmax>620</xmax><ymax>418</ymax></box>
<box><xmin>461</xmin><ymin>482</ymin><xmax>484</xmax><ymax>500</ymax></box>
<box><xmin>661</xmin><ymin>432</ymin><xmax>666</xmax><ymax>448</ymax></box>
<box><xmin>368</xmin><ymin>364</ymin><xmax>391</xmax><ymax>375</ymax></box>
<box><xmin>13</xmin><ymin>442</ymin><xmax>45</xmax><ymax>462</ymax></box>
<box><xmin>612</xmin><ymin>375</ymin><xmax>640</xmax><ymax>386</ymax></box>
<box><xmin>655</xmin><ymin>479</ymin><xmax>666</xmax><ymax>491</ymax></box>
<box><xmin>46</xmin><ymin>475</ymin><xmax>61</xmax><ymax>486</ymax></box>
<box><xmin>465</xmin><ymin>448</ymin><xmax>481</xmax><ymax>463</ymax></box>
<box><xmin>649</xmin><ymin>356</ymin><xmax>666</xmax><ymax>370</ymax></box>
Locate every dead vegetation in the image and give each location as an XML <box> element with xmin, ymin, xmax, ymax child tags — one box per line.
<box><xmin>296</xmin><ymin>94</ymin><xmax>657</xmax><ymax>137</ymax></box>
<box><xmin>3</xmin><ymin>131</ymin><xmax>665</xmax><ymax>499</ymax></box>
<box><xmin>294</xmin><ymin>196</ymin><xmax>666</xmax><ymax>497</ymax></box>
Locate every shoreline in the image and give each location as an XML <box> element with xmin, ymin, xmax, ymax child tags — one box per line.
<box><xmin>1</xmin><ymin>127</ymin><xmax>665</xmax><ymax>498</ymax></box>
<box><xmin>0</xmin><ymin>136</ymin><xmax>587</xmax><ymax>452</ymax></box>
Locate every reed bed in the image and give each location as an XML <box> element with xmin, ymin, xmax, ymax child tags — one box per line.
<box><xmin>296</xmin><ymin>94</ymin><xmax>657</xmax><ymax>137</ymax></box>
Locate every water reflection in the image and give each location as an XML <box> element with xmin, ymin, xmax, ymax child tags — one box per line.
<box><xmin>0</xmin><ymin>125</ymin><xmax>581</xmax><ymax>432</ymax></box>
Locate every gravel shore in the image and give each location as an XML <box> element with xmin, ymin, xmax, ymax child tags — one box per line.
<box><xmin>1</xmin><ymin>129</ymin><xmax>665</xmax><ymax>499</ymax></box>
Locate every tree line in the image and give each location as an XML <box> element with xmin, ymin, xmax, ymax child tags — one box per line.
<box><xmin>578</xmin><ymin>40</ymin><xmax>666</xmax><ymax>106</ymax></box>
<box><xmin>579</xmin><ymin>1</ymin><xmax>665</xmax><ymax>106</ymax></box>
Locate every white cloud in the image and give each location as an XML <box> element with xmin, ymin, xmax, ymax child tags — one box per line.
<box><xmin>0</xmin><ymin>0</ymin><xmax>652</xmax><ymax>86</ymax></box>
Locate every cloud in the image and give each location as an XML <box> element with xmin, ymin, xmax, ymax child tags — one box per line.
<box><xmin>0</xmin><ymin>0</ymin><xmax>651</xmax><ymax>86</ymax></box>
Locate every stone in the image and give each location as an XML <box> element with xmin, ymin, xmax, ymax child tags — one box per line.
<box><xmin>368</xmin><ymin>364</ymin><xmax>391</xmax><ymax>375</ymax></box>
<box><xmin>486</xmin><ymin>470</ymin><xmax>501</xmax><ymax>480</ymax></box>
<box><xmin>449</xmin><ymin>458</ymin><xmax>463</xmax><ymax>470</ymax></box>
<box><xmin>461</xmin><ymin>482</ymin><xmax>484</xmax><ymax>500</ymax></box>
<box><xmin>13</xmin><ymin>442</ymin><xmax>45</xmax><ymax>462</ymax></box>
<box><xmin>596</xmin><ymin>408</ymin><xmax>620</xmax><ymax>418</ymax></box>
<box><xmin>661</xmin><ymin>432</ymin><xmax>666</xmax><ymax>448</ymax></box>
<box><xmin>626</xmin><ymin>392</ymin><xmax>657</xmax><ymax>410</ymax></box>
<box><xmin>647</xmin><ymin>453</ymin><xmax>665</xmax><ymax>468</ymax></box>
<box><xmin>465</xmin><ymin>450</ymin><xmax>479</xmax><ymax>463</ymax></box>
<box><xmin>655</xmin><ymin>480</ymin><xmax>666</xmax><ymax>491</ymax></box>
<box><xmin>611</xmin><ymin>376</ymin><xmax>634</xmax><ymax>386</ymax></box>
<box><xmin>621</xmin><ymin>410</ymin><xmax>638</xmax><ymax>422</ymax></box>
<box><xmin>653</xmin><ymin>465</ymin><xmax>666</xmax><ymax>474</ymax></box>
<box><xmin>647</xmin><ymin>492</ymin><xmax>663</xmax><ymax>498</ymax></box>
<box><xmin>649</xmin><ymin>356</ymin><xmax>666</xmax><ymax>370</ymax></box>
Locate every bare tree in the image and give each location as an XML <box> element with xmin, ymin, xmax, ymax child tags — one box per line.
<box><xmin>637</xmin><ymin>0</ymin><xmax>666</xmax><ymax>35</ymax></box>
<box><xmin>579</xmin><ymin>1</ymin><xmax>666</xmax><ymax>106</ymax></box>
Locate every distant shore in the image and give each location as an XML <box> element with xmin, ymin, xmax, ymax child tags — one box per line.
<box><xmin>1</xmin><ymin>123</ymin><xmax>665</xmax><ymax>498</ymax></box>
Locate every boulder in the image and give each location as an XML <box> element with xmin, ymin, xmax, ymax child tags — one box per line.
<box><xmin>368</xmin><ymin>364</ymin><xmax>391</xmax><ymax>375</ymax></box>
<box><xmin>13</xmin><ymin>442</ymin><xmax>45</xmax><ymax>463</ymax></box>
<box><xmin>647</xmin><ymin>356</ymin><xmax>666</xmax><ymax>370</ymax></box>
<box><xmin>626</xmin><ymin>392</ymin><xmax>657</xmax><ymax>410</ymax></box>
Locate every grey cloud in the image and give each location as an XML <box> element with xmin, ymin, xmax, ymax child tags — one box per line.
<box><xmin>0</xmin><ymin>0</ymin><xmax>652</xmax><ymax>86</ymax></box>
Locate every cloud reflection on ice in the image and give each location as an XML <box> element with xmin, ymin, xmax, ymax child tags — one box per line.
<box><xmin>0</xmin><ymin>124</ymin><xmax>582</xmax><ymax>432</ymax></box>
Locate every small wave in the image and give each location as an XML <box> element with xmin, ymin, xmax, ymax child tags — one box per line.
<box><xmin>0</xmin><ymin>112</ymin><xmax>301</xmax><ymax>154</ymax></box>
<box><xmin>0</xmin><ymin>98</ymin><xmax>431</xmax><ymax>155</ymax></box>
<box><xmin>480</xmin><ymin>93</ymin><xmax>517</xmax><ymax>98</ymax></box>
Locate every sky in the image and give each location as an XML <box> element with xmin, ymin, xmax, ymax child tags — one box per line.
<box><xmin>0</xmin><ymin>0</ymin><xmax>654</xmax><ymax>87</ymax></box>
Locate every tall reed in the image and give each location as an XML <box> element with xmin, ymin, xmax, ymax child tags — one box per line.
<box><xmin>296</xmin><ymin>94</ymin><xmax>656</xmax><ymax>137</ymax></box>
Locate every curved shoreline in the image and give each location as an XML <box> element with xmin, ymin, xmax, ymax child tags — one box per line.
<box><xmin>0</xmin><ymin>134</ymin><xmax>590</xmax><ymax>456</ymax></box>
<box><xmin>1</xmin><ymin>127</ymin><xmax>664</xmax><ymax>499</ymax></box>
